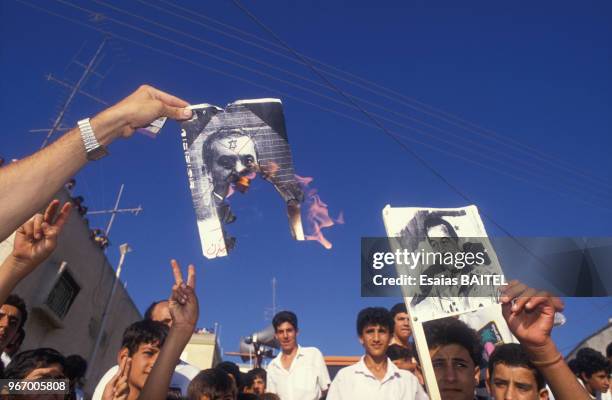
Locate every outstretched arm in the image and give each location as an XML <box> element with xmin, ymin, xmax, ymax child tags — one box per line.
<box><xmin>0</xmin><ymin>199</ymin><xmax>71</xmax><ymax>305</ymax></box>
<box><xmin>500</xmin><ymin>280</ymin><xmax>589</xmax><ymax>400</ymax></box>
<box><xmin>138</xmin><ymin>260</ymin><xmax>199</xmax><ymax>400</ymax></box>
<box><xmin>0</xmin><ymin>85</ymin><xmax>191</xmax><ymax>242</ymax></box>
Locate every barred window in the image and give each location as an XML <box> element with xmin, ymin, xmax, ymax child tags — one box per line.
<box><xmin>45</xmin><ymin>270</ymin><xmax>80</xmax><ymax>319</ymax></box>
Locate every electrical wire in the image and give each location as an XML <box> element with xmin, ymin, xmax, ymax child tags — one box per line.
<box><xmin>35</xmin><ymin>0</ymin><xmax>612</xmax><ymax>206</ymax></box>
<box><xmin>13</xmin><ymin>0</ymin><xmax>612</xmax><ymax>211</ymax></box>
<box><xmin>150</xmin><ymin>0</ymin><xmax>612</xmax><ymax>190</ymax></box>
<box><xmin>88</xmin><ymin>0</ymin><xmax>612</xmax><ymax>200</ymax></box>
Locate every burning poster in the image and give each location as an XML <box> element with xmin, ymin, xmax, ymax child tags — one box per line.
<box><xmin>181</xmin><ymin>99</ymin><xmax>304</xmax><ymax>259</ymax></box>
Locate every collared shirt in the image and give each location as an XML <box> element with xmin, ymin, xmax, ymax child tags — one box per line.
<box><xmin>327</xmin><ymin>356</ymin><xmax>428</xmax><ymax>400</ymax></box>
<box><xmin>92</xmin><ymin>359</ymin><xmax>200</xmax><ymax>400</ymax></box>
<box><xmin>1</xmin><ymin>352</ymin><xmax>11</xmax><ymax>367</ymax></box>
<box><xmin>267</xmin><ymin>345</ymin><xmax>331</xmax><ymax>400</ymax></box>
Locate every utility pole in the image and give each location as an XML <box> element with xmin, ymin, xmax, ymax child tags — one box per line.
<box><xmin>39</xmin><ymin>40</ymin><xmax>106</xmax><ymax>149</ymax></box>
<box><xmin>86</xmin><ymin>243</ymin><xmax>131</xmax><ymax>381</ymax></box>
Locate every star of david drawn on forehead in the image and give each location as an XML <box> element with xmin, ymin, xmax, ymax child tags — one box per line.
<box><xmin>228</xmin><ymin>139</ymin><xmax>238</xmax><ymax>150</ymax></box>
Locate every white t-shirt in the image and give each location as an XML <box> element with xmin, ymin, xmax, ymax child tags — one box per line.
<box><xmin>327</xmin><ymin>357</ymin><xmax>428</xmax><ymax>400</ymax></box>
<box><xmin>267</xmin><ymin>346</ymin><xmax>331</xmax><ymax>400</ymax></box>
<box><xmin>600</xmin><ymin>390</ymin><xmax>612</xmax><ymax>400</ymax></box>
<box><xmin>92</xmin><ymin>359</ymin><xmax>200</xmax><ymax>400</ymax></box>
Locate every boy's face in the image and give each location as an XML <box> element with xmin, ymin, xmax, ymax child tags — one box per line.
<box><xmin>0</xmin><ymin>304</ymin><xmax>22</xmax><ymax>351</ymax></box>
<box><xmin>429</xmin><ymin>344</ymin><xmax>479</xmax><ymax>400</ymax></box>
<box><xmin>486</xmin><ymin>363</ymin><xmax>546</xmax><ymax>400</ymax></box>
<box><xmin>275</xmin><ymin>322</ymin><xmax>298</xmax><ymax>352</ymax></box>
<box><xmin>123</xmin><ymin>342</ymin><xmax>161</xmax><ymax>392</ymax></box>
<box><xmin>359</xmin><ymin>324</ymin><xmax>391</xmax><ymax>358</ymax></box>
<box><xmin>393</xmin><ymin>312</ymin><xmax>412</xmax><ymax>342</ymax></box>
<box><xmin>582</xmin><ymin>370</ymin><xmax>610</xmax><ymax>395</ymax></box>
<box><xmin>252</xmin><ymin>376</ymin><xmax>266</xmax><ymax>394</ymax></box>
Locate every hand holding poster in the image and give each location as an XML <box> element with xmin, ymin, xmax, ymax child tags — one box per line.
<box><xmin>382</xmin><ymin>205</ymin><xmax>516</xmax><ymax>399</ymax></box>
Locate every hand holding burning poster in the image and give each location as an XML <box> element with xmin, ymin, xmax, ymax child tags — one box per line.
<box><xmin>180</xmin><ymin>99</ymin><xmax>305</xmax><ymax>259</ymax></box>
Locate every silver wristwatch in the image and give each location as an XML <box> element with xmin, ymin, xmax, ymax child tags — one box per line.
<box><xmin>78</xmin><ymin>118</ymin><xmax>108</xmax><ymax>161</ymax></box>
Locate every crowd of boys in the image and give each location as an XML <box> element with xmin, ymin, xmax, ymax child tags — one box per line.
<box><xmin>0</xmin><ymin>85</ymin><xmax>610</xmax><ymax>399</ymax></box>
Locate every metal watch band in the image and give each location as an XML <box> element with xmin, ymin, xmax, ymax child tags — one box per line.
<box><xmin>78</xmin><ymin>118</ymin><xmax>108</xmax><ymax>160</ymax></box>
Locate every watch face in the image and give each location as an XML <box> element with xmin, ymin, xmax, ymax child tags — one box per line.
<box><xmin>88</xmin><ymin>145</ymin><xmax>108</xmax><ymax>161</ymax></box>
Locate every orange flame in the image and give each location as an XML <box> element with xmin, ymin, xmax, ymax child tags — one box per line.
<box><xmin>260</xmin><ymin>161</ymin><xmax>280</xmax><ymax>178</ymax></box>
<box><xmin>296</xmin><ymin>174</ymin><xmax>344</xmax><ymax>249</ymax></box>
<box><xmin>226</xmin><ymin>171</ymin><xmax>257</xmax><ymax>199</ymax></box>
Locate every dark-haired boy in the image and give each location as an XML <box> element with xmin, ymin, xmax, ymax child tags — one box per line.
<box><xmin>0</xmin><ymin>294</ymin><xmax>28</xmax><ymax>364</ymax></box>
<box><xmin>267</xmin><ymin>310</ymin><xmax>330</xmax><ymax>400</ymax></box>
<box><xmin>424</xmin><ymin>317</ymin><xmax>482</xmax><ymax>400</ymax></box>
<box><xmin>2</xmin><ymin>347</ymin><xmax>66</xmax><ymax>399</ymax></box>
<box><xmin>500</xmin><ymin>281</ymin><xmax>593</xmax><ymax>400</ymax></box>
<box><xmin>327</xmin><ymin>307</ymin><xmax>427</xmax><ymax>400</ymax></box>
<box><xmin>4</xmin><ymin>347</ymin><xmax>66</xmax><ymax>380</ymax></box>
<box><xmin>188</xmin><ymin>368</ymin><xmax>237</xmax><ymax>400</ymax></box>
<box><xmin>243</xmin><ymin>367</ymin><xmax>266</xmax><ymax>395</ymax></box>
<box><xmin>93</xmin><ymin>295</ymin><xmax>199</xmax><ymax>398</ymax></box>
<box><xmin>107</xmin><ymin>319</ymin><xmax>169</xmax><ymax>400</ymax></box>
<box><xmin>574</xmin><ymin>348</ymin><xmax>611</xmax><ymax>400</ymax></box>
<box><xmin>92</xmin><ymin>319</ymin><xmax>169</xmax><ymax>399</ymax></box>
<box><xmin>0</xmin><ymin>297</ymin><xmax>26</xmax><ymax>373</ymax></box>
<box><xmin>486</xmin><ymin>343</ymin><xmax>547</xmax><ymax>400</ymax></box>
<box><xmin>390</xmin><ymin>303</ymin><xmax>412</xmax><ymax>348</ymax></box>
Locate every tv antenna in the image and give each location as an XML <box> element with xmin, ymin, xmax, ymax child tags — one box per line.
<box><xmin>31</xmin><ymin>39</ymin><xmax>109</xmax><ymax>149</ymax></box>
<box><xmin>88</xmin><ymin>184</ymin><xmax>143</xmax><ymax>238</ymax></box>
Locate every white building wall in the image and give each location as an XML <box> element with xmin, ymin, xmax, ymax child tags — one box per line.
<box><xmin>0</xmin><ymin>189</ymin><xmax>141</xmax><ymax>395</ymax></box>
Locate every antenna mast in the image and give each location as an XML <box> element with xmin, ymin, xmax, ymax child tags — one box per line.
<box><xmin>39</xmin><ymin>40</ymin><xmax>106</xmax><ymax>149</ymax></box>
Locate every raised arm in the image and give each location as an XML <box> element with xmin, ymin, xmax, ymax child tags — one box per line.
<box><xmin>0</xmin><ymin>199</ymin><xmax>71</xmax><ymax>305</ymax></box>
<box><xmin>0</xmin><ymin>85</ymin><xmax>191</xmax><ymax>242</ymax></box>
<box><xmin>500</xmin><ymin>280</ymin><xmax>589</xmax><ymax>400</ymax></box>
<box><xmin>138</xmin><ymin>259</ymin><xmax>199</xmax><ymax>400</ymax></box>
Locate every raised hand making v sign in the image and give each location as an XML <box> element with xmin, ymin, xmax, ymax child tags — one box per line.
<box><xmin>102</xmin><ymin>354</ymin><xmax>132</xmax><ymax>400</ymax></box>
<box><xmin>0</xmin><ymin>199</ymin><xmax>72</xmax><ymax>305</ymax></box>
<box><xmin>137</xmin><ymin>259</ymin><xmax>200</xmax><ymax>400</ymax></box>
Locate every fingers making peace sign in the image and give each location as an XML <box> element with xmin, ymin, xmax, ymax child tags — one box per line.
<box><xmin>168</xmin><ymin>259</ymin><xmax>199</xmax><ymax>331</ymax></box>
<box><xmin>11</xmin><ymin>199</ymin><xmax>72</xmax><ymax>276</ymax></box>
<box><xmin>102</xmin><ymin>354</ymin><xmax>132</xmax><ymax>400</ymax></box>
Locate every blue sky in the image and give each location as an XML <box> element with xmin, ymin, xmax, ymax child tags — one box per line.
<box><xmin>1</xmin><ymin>0</ymin><xmax>611</xmax><ymax>360</ymax></box>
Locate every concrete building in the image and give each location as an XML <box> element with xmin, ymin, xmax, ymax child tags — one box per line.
<box><xmin>181</xmin><ymin>330</ymin><xmax>222</xmax><ymax>370</ymax></box>
<box><xmin>0</xmin><ymin>189</ymin><xmax>141</xmax><ymax>395</ymax></box>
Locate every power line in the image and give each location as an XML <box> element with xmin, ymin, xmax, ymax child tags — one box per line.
<box><xmin>150</xmin><ymin>0</ymin><xmax>611</xmax><ymax>190</ymax></box>
<box><xmin>14</xmin><ymin>0</ymin><xmax>612</xmax><ymax>211</ymax></box>
<box><xmin>87</xmin><ymin>0</ymin><xmax>612</xmax><ymax>201</ymax></box>
<box><xmin>38</xmin><ymin>0</ymin><xmax>612</xmax><ymax>205</ymax></box>
<box><xmin>229</xmin><ymin>0</ymin><xmax>587</xmax><ymax>275</ymax></box>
